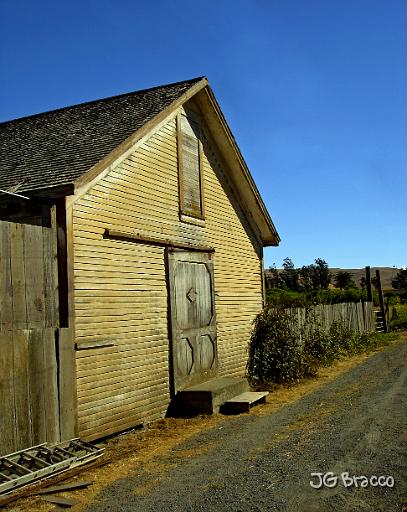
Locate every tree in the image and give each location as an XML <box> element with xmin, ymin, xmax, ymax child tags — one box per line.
<box><xmin>313</xmin><ymin>258</ymin><xmax>331</xmax><ymax>289</ymax></box>
<box><xmin>281</xmin><ymin>257</ymin><xmax>300</xmax><ymax>291</ymax></box>
<box><xmin>334</xmin><ymin>271</ymin><xmax>356</xmax><ymax>290</ymax></box>
<box><xmin>392</xmin><ymin>268</ymin><xmax>407</xmax><ymax>291</ymax></box>
<box><xmin>298</xmin><ymin>258</ymin><xmax>330</xmax><ymax>291</ymax></box>
<box><xmin>266</xmin><ymin>264</ymin><xmax>282</xmax><ymax>289</ymax></box>
<box><xmin>299</xmin><ymin>264</ymin><xmax>314</xmax><ymax>292</ymax></box>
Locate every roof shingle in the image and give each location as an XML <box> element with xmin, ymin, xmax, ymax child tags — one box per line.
<box><xmin>0</xmin><ymin>77</ymin><xmax>204</xmax><ymax>193</ymax></box>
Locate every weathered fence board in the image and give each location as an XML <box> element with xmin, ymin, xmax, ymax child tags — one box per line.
<box><xmin>0</xmin><ymin>223</ymin><xmax>13</xmax><ymax>329</ymax></box>
<box><xmin>12</xmin><ymin>331</ymin><xmax>32</xmax><ymax>450</ymax></box>
<box><xmin>58</xmin><ymin>327</ymin><xmax>77</xmax><ymax>441</ymax></box>
<box><xmin>0</xmin><ymin>220</ymin><xmax>75</xmax><ymax>457</ymax></box>
<box><xmin>280</xmin><ymin>301</ymin><xmax>375</xmax><ymax>338</ymax></box>
<box><xmin>0</xmin><ymin>329</ymin><xmax>62</xmax><ymax>456</ymax></box>
<box><xmin>0</xmin><ymin>333</ymin><xmax>15</xmax><ymax>454</ymax></box>
<box><xmin>0</xmin><ymin>221</ymin><xmax>58</xmax><ymax>330</ymax></box>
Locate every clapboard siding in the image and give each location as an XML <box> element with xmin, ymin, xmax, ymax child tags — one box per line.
<box><xmin>73</xmin><ymin>108</ymin><xmax>263</xmax><ymax>439</ymax></box>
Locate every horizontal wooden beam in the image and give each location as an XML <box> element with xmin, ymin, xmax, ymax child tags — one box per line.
<box><xmin>75</xmin><ymin>340</ymin><xmax>116</xmax><ymax>351</ymax></box>
<box><xmin>104</xmin><ymin>229</ymin><xmax>215</xmax><ymax>253</ymax></box>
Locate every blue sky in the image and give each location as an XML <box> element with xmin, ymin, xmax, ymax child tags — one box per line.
<box><xmin>1</xmin><ymin>0</ymin><xmax>406</xmax><ymax>269</ymax></box>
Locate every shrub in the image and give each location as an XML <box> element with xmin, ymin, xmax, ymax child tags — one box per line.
<box><xmin>266</xmin><ymin>288</ymin><xmax>308</xmax><ymax>308</ymax></box>
<box><xmin>266</xmin><ymin>287</ymin><xmax>376</xmax><ymax>307</ymax></box>
<box><xmin>247</xmin><ymin>306</ymin><xmax>389</xmax><ymax>387</ymax></box>
<box><xmin>389</xmin><ymin>318</ymin><xmax>407</xmax><ymax>331</ymax></box>
<box><xmin>247</xmin><ymin>307</ymin><xmax>312</xmax><ymax>385</ymax></box>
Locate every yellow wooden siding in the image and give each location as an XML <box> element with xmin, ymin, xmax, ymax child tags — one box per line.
<box><xmin>73</xmin><ymin>111</ymin><xmax>263</xmax><ymax>439</ymax></box>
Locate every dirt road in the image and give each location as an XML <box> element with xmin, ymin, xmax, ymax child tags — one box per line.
<box><xmin>80</xmin><ymin>338</ymin><xmax>407</xmax><ymax>512</ymax></box>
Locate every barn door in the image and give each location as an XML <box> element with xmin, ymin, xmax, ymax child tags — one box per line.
<box><xmin>167</xmin><ymin>249</ymin><xmax>217</xmax><ymax>392</ymax></box>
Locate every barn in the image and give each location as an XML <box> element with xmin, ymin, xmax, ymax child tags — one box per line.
<box><xmin>0</xmin><ymin>77</ymin><xmax>279</xmax><ymax>452</ymax></box>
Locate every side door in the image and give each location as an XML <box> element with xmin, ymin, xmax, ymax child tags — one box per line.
<box><xmin>167</xmin><ymin>249</ymin><xmax>217</xmax><ymax>393</ymax></box>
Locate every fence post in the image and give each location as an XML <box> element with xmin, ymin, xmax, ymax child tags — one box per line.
<box><xmin>365</xmin><ymin>266</ymin><xmax>373</xmax><ymax>302</ymax></box>
<box><xmin>375</xmin><ymin>270</ymin><xmax>388</xmax><ymax>333</ymax></box>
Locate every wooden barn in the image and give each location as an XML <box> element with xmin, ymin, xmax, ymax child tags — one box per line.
<box><xmin>0</xmin><ymin>77</ymin><xmax>279</xmax><ymax>451</ymax></box>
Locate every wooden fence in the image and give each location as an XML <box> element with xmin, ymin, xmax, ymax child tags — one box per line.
<box><xmin>0</xmin><ymin>220</ymin><xmax>75</xmax><ymax>456</ymax></box>
<box><xmin>0</xmin><ymin>328</ymin><xmax>75</xmax><ymax>456</ymax></box>
<box><xmin>0</xmin><ymin>220</ymin><xmax>58</xmax><ymax>329</ymax></box>
<box><xmin>282</xmin><ymin>301</ymin><xmax>375</xmax><ymax>339</ymax></box>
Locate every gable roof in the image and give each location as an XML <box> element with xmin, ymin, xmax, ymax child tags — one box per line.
<box><xmin>0</xmin><ymin>78</ymin><xmax>203</xmax><ymax>193</ymax></box>
<box><xmin>0</xmin><ymin>77</ymin><xmax>280</xmax><ymax>245</ymax></box>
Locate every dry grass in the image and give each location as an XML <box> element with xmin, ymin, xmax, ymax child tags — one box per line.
<box><xmin>5</xmin><ymin>333</ymin><xmax>406</xmax><ymax>512</ymax></box>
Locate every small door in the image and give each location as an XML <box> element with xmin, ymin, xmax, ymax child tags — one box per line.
<box><xmin>167</xmin><ymin>249</ymin><xmax>217</xmax><ymax>392</ymax></box>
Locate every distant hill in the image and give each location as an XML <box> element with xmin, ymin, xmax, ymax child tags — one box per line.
<box><xmin>264</xmin><ymin>267</ymin><xmax>400</xmax><ymax>291</ymax></box>
<box><xmin>329</xmin><ymin>267</ymin><xmax>399</xmax><ymax>291</ymax></box>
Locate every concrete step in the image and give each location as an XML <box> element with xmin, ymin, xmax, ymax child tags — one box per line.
<box><xmin>176</xmin><ymin>376</ymin><xmax>250</xmax><ymax>415</ymax></box>
<box><xmin>220</xmin><ymin>391</ymin><xmax>269</xmax><ymax>414</ymax></box>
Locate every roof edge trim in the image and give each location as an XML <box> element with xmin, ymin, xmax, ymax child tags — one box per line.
<box><xmin>203</xmin><ymin>86</ymin><xmax>281</xmax><ymax>245</ymax></box>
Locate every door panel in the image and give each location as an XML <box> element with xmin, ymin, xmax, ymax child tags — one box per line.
<box><xmin>167</xmin><ymin>249</ymin><xmax>217</xmax><ymax>392</ymax></box>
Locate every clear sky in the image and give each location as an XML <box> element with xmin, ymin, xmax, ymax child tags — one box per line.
<box><xmin>1</xmin><ymin>0</ymin><xmax>406</xmax><ymax>269</ymax></box>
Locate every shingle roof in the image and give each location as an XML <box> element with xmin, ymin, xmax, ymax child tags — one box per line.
<box><xmin>0</xmin><ymin>77</ymin><xmax>204</xmax><ymax>193</ymax></box>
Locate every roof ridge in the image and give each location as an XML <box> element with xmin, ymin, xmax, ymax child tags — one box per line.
<box><xmin>0</xmin><ymin>76</ymin><xmax>206</xmax><ymax>126</ymax></box>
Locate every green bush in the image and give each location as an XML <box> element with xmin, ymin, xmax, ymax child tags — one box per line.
<box><xmin>389</xmin><ymin>319</ymin><xmax>407</xmax><ymax>331</ymax></box>
<box><xmin>247</xmin><ymin>306</ymin><xmax>389</xmax><ymax>386</ymax></box>
<box><xmin>266</xmin><ymin>288</ymin><xmax>308</xmax><ymax>307</ymax></box>
<box><xmin>247</xmin><ymin>307</ymin><xmax>313</xmax><ymax>385</ymax></box>
<box><xmin>389</xmin><ymin>304</ymin><xmax>407</xmax><ymax>331</ymax></box>
<box><xmin>266</xmin><ymin>287</ymin><xmax>377</xmax><ymax>308</ymax></box>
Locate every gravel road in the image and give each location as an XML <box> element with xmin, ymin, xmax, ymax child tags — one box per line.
<box><xmin>86</xmin><ymin>339</ymin><xmax>407</xmax><ymax>512</ymax></box>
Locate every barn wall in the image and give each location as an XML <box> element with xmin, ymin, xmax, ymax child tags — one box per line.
<box><xmin>72</xmin><ymin>107</ymin><xmax>263</xmax><ymax>439</ymax></box>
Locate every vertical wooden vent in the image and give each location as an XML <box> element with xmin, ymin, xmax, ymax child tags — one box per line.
<box><xmin>178</xmin><ymin>113</ymin><xmax>204</xmax><ymax>218</ymax></box>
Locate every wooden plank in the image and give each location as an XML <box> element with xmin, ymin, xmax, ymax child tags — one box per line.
<box><xmin>43</xmin><ymin>207</ymin><xmax>59</xmax><ymax>327</ymax></box>
<box><xmin>37</xmin><ymin>480</ymin><xmax>93</xmax><ymax>494</ymax></box>
<box><xmin>75</xmin><ymin>340</ymin><xmax>116</xmax><ymax>350</ymax></box>
<box><xmin>65</xmin><ymin>201</ymin><xmax>76</xmax><ymax>338</ymax></box>
<box><xmin>105</xmin><ymin>229</ymin><xmax>214</xmax><ymax>252</ymax></box>
<box><xmin>10</xmin><ymin>223</ymin><xmax>27</xmax><ymax>329</ymax></box>
<box><xmin>28</xmin><ymin>329</ymin><xmax>47</xmax><ymax>445</ymax></box>
<box><xmin>12</xmin><ymin>330</ymin><xmax>33</xmax><ymax>451</ymax></box>
<box><xmin>41</xmin><ymin>495</ymin><xmax>80</xmax><ymax>507</ymax></box>
<box><xmin>0</xmin><ymin>331</ymin><xmax>16</xmax><ymax>455</ymax></box>
<box><xmin>24</xmin><ymin>226</ymin><xmax>45</xmax><ymax>328</ymax></box>
<box><xmin>58</xmin><ymin>328</ymin><xmax>77</xmax><ymax>441</ymax></box>
<box><xmin>0</xmin><ymin>222</ymin><xmax>13</xmax><ymax>329</ymax></box>
<box><xmin>43</xmin><ymin>328</ymin><xmax>60</xmax><ymax>444</ymax></box>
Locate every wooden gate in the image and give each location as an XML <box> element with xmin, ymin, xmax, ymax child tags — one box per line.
<box><xmin>167</xmin><ymin>249</ymin><xmax>218</xmax><ymax>392</ymax></box>
<box><xmin>0</xmin><ymin>220</ymin><xmax>75</xmax><ymax>456</ymax></box>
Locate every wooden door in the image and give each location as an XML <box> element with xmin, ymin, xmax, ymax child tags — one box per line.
<box><xmin>167</xmin><ymin>249</ymin><xmax>217</xmax><ymax>392</ymax></box>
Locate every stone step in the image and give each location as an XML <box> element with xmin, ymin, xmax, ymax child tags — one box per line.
<box><xmin>176</xmin><ymin>377</ymin><xmax>250</xmax><ymax>415</ymax></box>
<box><xmin>220</xmin><ymin>391</ymin><xmax>269</xmax><ymax>414</ymax></box>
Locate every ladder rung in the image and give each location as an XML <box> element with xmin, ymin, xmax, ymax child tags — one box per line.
<box><xmin>0</xmin><ymin>471</ymin><xmax>13</xmax><ymax>481</ymax></box>
<box><xmin>20</xmin><ymin>452</ymin><xmax>52</xmax><ymax>467</ymax></box>
<box><xmin>35</xmin><ymin>447</ymin><xmax>65</xmax><ymax>463</ymax></box>
<box><xmin>68</xmin><ymin>440</ymin><xmax>95</xmax><ymax>453</ymax></box>
<box><xmin>2</xmin><ymin>458</ymin><xmax>32</xmax><ymax>475</ymax></box>
<box><xmin>53</xmin><ymin>446</ymin><xmax>75</xmax><ymax>458</ymax></box>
